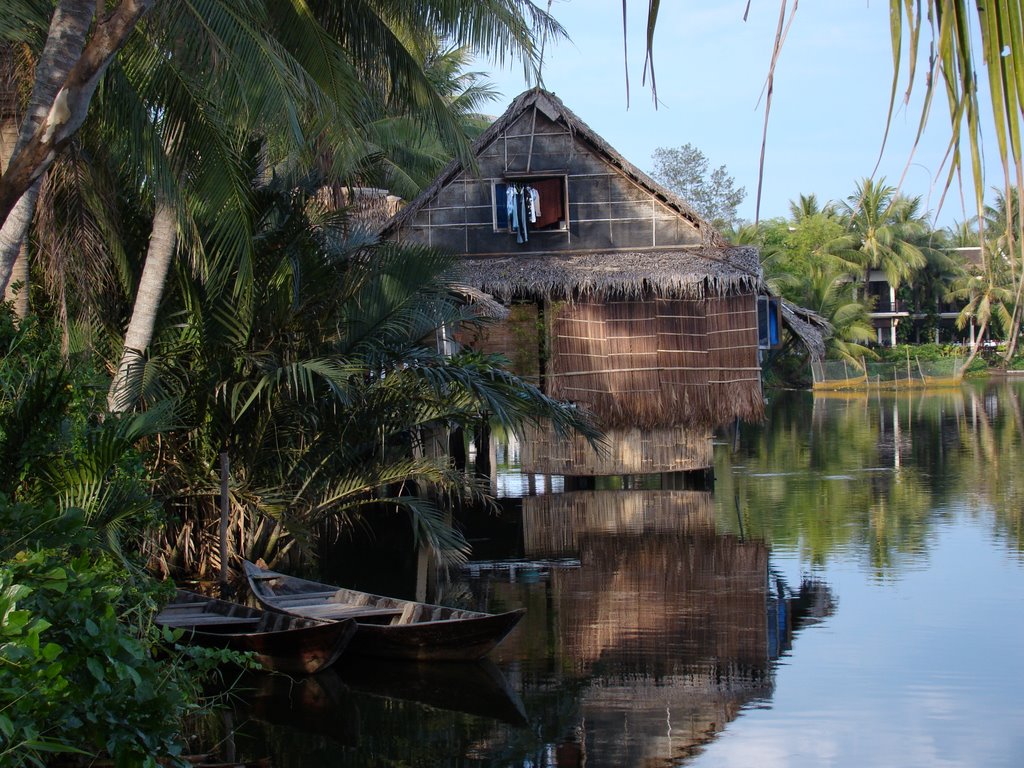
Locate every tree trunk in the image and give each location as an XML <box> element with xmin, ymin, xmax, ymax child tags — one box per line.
<box><xmin>3</xmin><ymin>241</ymin><xmax>29</xmax><ymax>317</ymax></box>
<box><xmin>961</xmin><ymin>319</ymin><xmax>988</xmax><ymax>372</ymax></box>
<box><xmin>108</xmin><ymin>196</ymin><xmax>177</xmax><ymax>412</ymax></box>
<box><xmin>0</xmin><ymin>1</ymin><xmax>94</xmax><ymax>294</ymax></box>
<box><xmin>1001</xmin><ymin>242</ymin><xmax>1024</xmax><ymax>362</ymax></box>
<box><xmin>0</xmin><ymin>0</ymin><xmax>155</xmax><ymax>272</ymax></box>
<box><xmin>1</xmin><ymin>48</ymin><xmax>28</xmax><ymax>317</ymax></box>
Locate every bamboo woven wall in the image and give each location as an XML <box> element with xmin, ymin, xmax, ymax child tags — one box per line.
<box><xmin>456</xmin><ymin>303</ymin><xmax>540</xmax><ymax>385</ymax></box>
<box><xmin>706</xmin><ymin>293</ymin><xmax>764</xmax><ymax>423</ymax></box>
<box><xmin>519</xmin><ymin>422</ymin><xmax>712</xmax><ymax>475</ymax></box>
<box><xmin>547</xmin><ymin>290</ymin><xmax>760</xmax><ymax>430</ymax></box>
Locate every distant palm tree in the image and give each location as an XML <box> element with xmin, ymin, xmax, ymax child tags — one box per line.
<box><xmin>804</xmin><ymin>262</ymin><xmax>876</xmax><ymax>367</ymax></box>
<box><xmin>947</xmin><ymin>266</ymin><xmax>1013</xmax><ymax>369</ymax></box>
<box><xmin>787</xmin><ymin>193</ymin><xmax>838</xmax><ymax>223</ymax></box>
<box><xmin>840</xmin><ymin>178</ymin><xmax>929</xmax><ymax>291</ymax></box>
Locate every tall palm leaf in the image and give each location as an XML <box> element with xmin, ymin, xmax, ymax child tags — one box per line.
<box><xmin>133</xmin><ymin>184</ymin><xmax>595</xmax><ymax>576</ymax></box>
<box><xmin>841</xmin><ymin>178</ymin><xmax>929</xmax><ymax>289</ymax></box>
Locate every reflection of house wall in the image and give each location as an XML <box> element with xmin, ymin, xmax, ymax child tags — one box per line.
<box><xmin>520</xmin><ymin>425</ymin><xmax>714</xmax><ymax>478</ymax></box>
<box><xmin>497</xmin><ymin>490</ymin><xmax>773</xmax><ymax>767</ymax></box>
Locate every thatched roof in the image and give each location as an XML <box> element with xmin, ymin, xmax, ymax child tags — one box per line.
<box><xmin>455</xmin><ymin>247</ymin><xmax>763</xmax><ymax>302</ymax></box>
<box><xmin>315</xmin><ymin>185</ymin><xmax>402</xmax><ymax>229</ymax></box>
<box><xmin>780</xmin><ymin>299</ymin><xmax>831</xmax><ymax>361</ymax></box>
<box><xmin>383</xmin><ymin>88</ymin><xmax>725</xmax><ymax>249</ymax></box>
<box><xmin>450</xmin><ymin>283</ymin><xmax>510</xmax><ymax>320</ymax></box>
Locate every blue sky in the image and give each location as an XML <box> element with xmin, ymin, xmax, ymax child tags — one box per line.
<box><xmin>479</xmin><ymin>1</ymin><xmax>1003</xmax><ymax>229</ymax></box>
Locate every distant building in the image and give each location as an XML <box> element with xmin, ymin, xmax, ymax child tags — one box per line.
<box><xmin>866</xmin><ymin>246</ymin><xmax>985</xmax><ymax>347</ymax></box>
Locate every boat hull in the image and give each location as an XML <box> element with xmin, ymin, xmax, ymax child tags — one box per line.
<box><xmin>243</xmin><ymin>561</ymin><xmax>524</xmax><ymax>661</ymax></box>
<box><xmin>156</xmin><ymin>590</ymin><xmax>356</xmax><ymax>674</ymax></box>
<box><xmin>346</xmin><ymin>609</ymin><xmax>525</xmax><ymax>661</ymax></box>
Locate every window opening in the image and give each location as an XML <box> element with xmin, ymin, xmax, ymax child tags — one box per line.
<box><xmin>757</xmin><ymin>296</ymin><xmax>781</xmax><ymax>349</ymax></box>
<box><xmin>493</xmin><ymin>176</ymin><xmax>568</xmax><ymax>239</ymax></box>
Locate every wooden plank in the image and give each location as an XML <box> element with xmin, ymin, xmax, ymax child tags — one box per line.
<box><xmin>267</xmin><ymin>591</ymin><xmax>340</xmax><ymax>604</ymax></box>
<box><xmin>158</xmin><ymin>615</ymin><xmax>261</xmax><ymax>627</ymax></box>
<box><xmin>287</xmin><ymin>605</ymin><xmax>403</xmax><ymax>620</ymax></box>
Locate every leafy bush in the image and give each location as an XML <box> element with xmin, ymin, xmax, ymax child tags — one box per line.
<box><xmin>0</xmin><ymin>499</ymin><xmax>242</xmax><ymax>767</ymax></box>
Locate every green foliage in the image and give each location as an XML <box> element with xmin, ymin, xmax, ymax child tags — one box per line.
<box><xmin>0</xmin><ymin>530</ymin><xmax>189</xmax><ymax>767</ymax></box>
<box><xmin>0</xmin><ymin>514</ymin><xmax>240</xmax><ymax>766</ymax></box>
<box><xmin>0</xmin><ymin>312</ymin><xmax>231</xmax><ymax>766</ymax></box>
<box><xmin>129</xmin><ymin>183</ymin><xmax>598</xmax><ymax>575</ymax></box>
<box><xmin>876</xmin><ymin>344</ymin><xmax>963</xmax><ymax>363</ymax></box>
<box><xmin>650</xmin><ymin>143</ymin><xmax>746</xmax><ymax>229</ymax></box>
<box><xmin>0</xmin><ymin>307</ymin><xmax>164</xmax><ymax>559</ymax></box>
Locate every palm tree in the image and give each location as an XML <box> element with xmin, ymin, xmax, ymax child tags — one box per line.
<box><xmin>0</xmin><ymin>1</ymin><xmax>154</xmax><ymax>253</ymax></box>
<box><xmin>982</xmin><ymin>187</ymin><xmax>1024</xmax><ymax>359</ymax></box>
<box><xmin>947</xmin><ymin>267</ymin><xmax>1013</xmax><ymax>370</ymax></box>
<box><xmin>2</xmin><ymin>0</ymin><xmax>563</xmax><ymax>367</ymax></box>
<box><xmin>760</xmin><ymin>206</ymin><xmax>872</xmax><ymax>365</ymax></box>
<box><xmin>0</xmin><ymin>42</ymin><xmax>29</xmax><ymax>317</ymax></box>
<box><xmin>352</xmin><ymin>43</ymin><xmax>501</xmax><ymax>198</ymax></box>
<box><xmin>787</xmin><ymin>192</ymin><xmax>838</xmax><ymax>223</ymax></box>
<box><xmin>841</xmin><ymin>178</ymin><xmax>929</xmax><ymax>291</ymax></box>
<box><xmin>946</xmin><ymin>218</ymin><xmax>981</xmax><ymax>248</ymax></box>
<box><xmin>622</xmin><ymin>1</ymin><xmax>1022</xmax><ymax>248</ymax></box>
<box><xmin>132</xmin><ymin>182</ymin><xmax>596</xmax><ymax>576</ymax></box>
<box><xmin>804</xmin><ymin>263</ymin><xmax>876</xmax><ymax>366</ymax></box>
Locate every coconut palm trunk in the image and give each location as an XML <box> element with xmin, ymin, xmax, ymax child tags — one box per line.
<box><xmin>108</xmin><ymin>195</ymin><xmax>177</xmax><ymax>412</ymax></box>
<box><xmin>0</xmin><ymin>1</ymin><xmax>95</xmax><ymax>296</ymax></box>
<box><xmin>0</xmin><ymin>0</ymin><xmax>154</xmax><ymax>245</ymax></box>
<box><xmin>1002</xmin><ymin>265</ymin><xmax>1024</xmax><ymax>362</ymax></box>
<box><xmin>0</xmin><ymin>45</ymin><xmax>28</xmax><ymax>316</ymax></box>
<box><xmin>962</xmin><ymin>319</ymin><xmax>989</xmax><ymax>371</ymax></box>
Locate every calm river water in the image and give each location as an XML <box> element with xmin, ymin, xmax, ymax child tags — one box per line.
<box><xmin>213</xmin><ymin>380</ymin><xmax>1024</xmax><ymax>767</ymax></box>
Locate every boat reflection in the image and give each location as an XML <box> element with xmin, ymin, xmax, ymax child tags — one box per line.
<box><xmin>209</xmin><ymin>488</ymin><xmax>834</xmax><ymax>766</ymax></box>
<box><xmin>229</xmin><ymin>654</ymin><xmax>528</xmax><ymax>744</ymax></box>
<box><xmin>333</xmin><ymin>656</ymin><xmax>528</xmax><ymax>726</ymax></box>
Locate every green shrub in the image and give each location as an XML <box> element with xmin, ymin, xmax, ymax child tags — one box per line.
<box><xmin>0</xmin><ymin>499</ymin><xmax>237</xmax><ymax>767</ymax></box>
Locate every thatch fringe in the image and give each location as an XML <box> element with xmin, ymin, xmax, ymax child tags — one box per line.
<box><xmin>454</xmin><ymin>248</ymin><xmax>763</xmax><ymax>303</ymax></box>
<box><xmin>449</xmin><ymin>283</ymin><xmax>510</xmax><ymax>321</ymax></box>
<box><xmin>780</xmin><ymin>299</ymin><xmax>831</xmax><ymax>361</ymax></box>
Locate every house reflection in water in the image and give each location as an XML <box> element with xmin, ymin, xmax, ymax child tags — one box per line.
<box><xmin>460</xmin><ymin>488</ymin><xmax>833</xmax><ymax>767</ymax></box>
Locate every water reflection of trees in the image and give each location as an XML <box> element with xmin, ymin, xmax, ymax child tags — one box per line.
<box><xmin>718</xmin><ymin>382</ymin><xmax>1024</xmax><ymax>571</ymax></box>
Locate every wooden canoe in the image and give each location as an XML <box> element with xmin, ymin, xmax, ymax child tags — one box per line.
<box><xmin>155</xmin><ymin>589</ymin><xmax>356</xmax><ymax>674</ymax></box>
<box><xmin>242</xmin><ymin>561</ymin><xmax>525</xmax><ymax>661</ymax></box>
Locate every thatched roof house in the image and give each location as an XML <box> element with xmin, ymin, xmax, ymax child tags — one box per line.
<box><xmin>384</xmin><ymin>89</ymin><xmax>819</xmax><ymax>475</ymax></box>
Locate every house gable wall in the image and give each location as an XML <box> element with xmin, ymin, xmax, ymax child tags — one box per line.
<box><xmin>394</xmin><ymin>110</ymin><xmax>703</xmax><ymax>256</ymax></box>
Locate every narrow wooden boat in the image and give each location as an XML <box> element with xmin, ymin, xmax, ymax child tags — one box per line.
<box><xmin>242</xmin><ymin>561</ymin><xmax>525</xmax><ymax>661</ymax></box>
<box><xmin>155</xmin><ymin>589</ymin><xmax>356</xmax><ymax>674</ymax></box>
